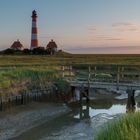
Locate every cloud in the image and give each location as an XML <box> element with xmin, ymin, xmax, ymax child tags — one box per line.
<box><xmin>112</xmin><ymin>22</ymin><xmax>139</xmax><ymax>32</ymax></box>
<box><xmin>112</xmin><ymin>22</ymin><xmax>134</xmax><ymax>27</ymax></box>
<box><xmin>90</xmin><ymin>35</ymin><xmax>123</xmax><ymax>41</ymax></box>
<box><xmin>88</xmin><ymin>25</ymin><xmax>123</xmax><ymax>41</ymax></box>
<box><xmin>106</xmin><ymin>38</ymin><xmax>122</xmax><ymax>41</ymax></box>
<box><xmin>88</xmin><ymin>27</ymin><xmax>97</xmax><ymax>31</ymax></box>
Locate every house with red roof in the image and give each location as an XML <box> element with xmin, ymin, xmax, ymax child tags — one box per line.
<box><xmin>46</xmin><ymin>39</ymin><xmax>58</xmax><ymax>55</ymax></box>
<box><xmin>10</xmin><ymin>40</ymin><xmax>24</xmax><ymax>50</ymax></box>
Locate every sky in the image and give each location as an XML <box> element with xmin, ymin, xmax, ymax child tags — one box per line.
<box><xmin>1</xmin><ymin>0</ymin><xmax>140</xmax><ymax>54</ymax></box>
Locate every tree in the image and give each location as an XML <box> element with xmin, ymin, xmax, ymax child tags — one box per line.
<box><xmin>32</xmin><ymin>47</ymin><xmax>45</xmax><ymax>55</ymax></box>
<box><xmin>3</xmin><ymin>48</ymin><xmax>15</xmax><ymax>54</ymax></box>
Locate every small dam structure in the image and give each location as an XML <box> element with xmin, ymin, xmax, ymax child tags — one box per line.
<box><xmin>61</xmin><ymin>64</ymin><xmax>140</xmax><ymax>102</ymax></box>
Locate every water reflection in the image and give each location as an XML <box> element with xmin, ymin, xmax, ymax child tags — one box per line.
<box><xmin>79</xmin><ymin>103</ymin><xmax>90</xmax><ymax>119</ymax></box>
<box><xmin>73</xmin><ymin>95</ymin><xmax>139</xmax><ymax>120</ymax></box>
<box><xmin>74</xmin><ymin>103</ymin><xmax>127</xmax><ymax>120</ymax></box>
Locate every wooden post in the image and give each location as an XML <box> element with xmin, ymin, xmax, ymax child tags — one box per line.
<box><xmin>15</xmin><ymin>96</ymin><xmax>18</xmax><ymax>105</ymax></box>
<box><xmin>126</xmin><ymin>89</ymin><xmax>136</xmax><ymax>112</ymax></box>
<box><xmin>8</xmin><ymin>97</ymin><xmax>11</xmax><ymax>109</ymax></box>
<box><xmin>70</xmin><ymin>65</ymin><xmax>73</xmax><ymax>79</ymax></box>
<box><xmin>21</xmin><ymin>94</ymin><xmax>24</xmax><ymax>105</ymax></box>
<box><xmin>69</xmin><ymin>65</ymin><xmax>72</xmax><ymax>76</ymax></box>
<box><xmin>80</xmin><ymin>103</ymin><xmax>83</xmax><ymax>119</ymax></box>
<box><xmin>94</xmin><ymin>66</ymin><xmax>97</xmax><ymax>78</ymax></box>
<box><xmin>61</xmin><ymin>66</ymin><xmax>65</xmax><ymax>78</ymax></box>
<box><xmin>79</xmin><ymin>101</ymin><xmax>90</xmax><ymax>119</ymax></box>
<box><xmin>87</xmin><ymin>65</ymin><xmax>91</xmax><ymax>103</ymax></box>
<box><xmin>71</xmin><ymin>86</ymin><xmax>75</xmax><ymax>100</ymax></box>
<box><xmin>0</xmin><ymin>97</ymin><xmax>2</xmax><ymax>111</ymax></box>
<box><xmin>80</xmin><ymin>90</ymin><xmax>83</xmax><ymax>104</ymax></box>
<box><xmin>117</xmin><ymin>66</ymin><xmax>120</xmax><ymax>90</ymax></box>
<box><xmin>121</xmin><ymin>66</ymin><xmax>124</xmax><ymax>79</ymax></box>
<box><xmin>85</xmin><ymin>103</ymin><xmax>90</xmax><ymax>119</ymax></box>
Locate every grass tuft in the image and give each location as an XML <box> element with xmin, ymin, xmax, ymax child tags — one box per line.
<box><xmin>96</xmin><ymin>112</ymin><xmax>140</xmax><ymax>140</ymax></box>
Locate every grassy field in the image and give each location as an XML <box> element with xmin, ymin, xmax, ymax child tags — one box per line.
<box><xmin>0</xmin><ymin>54</ymin><xmax>140</xmax><ymax>97</ymax></box>
<box><xmin>0</xmin><ymin>54</ymin><xmax>140</xmax><ymax>66</ymax></box>
<box><xmin>96</xmin><ymin>112</ymin><xmax>140</xmax><ymax>140</ymax></box>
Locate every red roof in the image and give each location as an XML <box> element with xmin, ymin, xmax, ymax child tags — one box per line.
<box><xmin>46</xmin><ymin>39</ymin><xmax>57</xmax><ymax>49</ymax></box>
<box><xmin>11</xmin><ymin>40</ymin><xmax>23</xmax><ymax>49</ymax></box>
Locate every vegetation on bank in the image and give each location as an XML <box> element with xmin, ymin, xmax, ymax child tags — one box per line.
<box><xmin>0</xmin><ymin>67</ymin><xmax>70</xmax><ymax>99</ymax></box>
<box><xmin>96</xmin><ymin>112</ymin><xmax>140</xmax><ymax>140</ymax></box>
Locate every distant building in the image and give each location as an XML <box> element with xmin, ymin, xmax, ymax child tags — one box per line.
<box><xmin>46</xmin><ymin>39</ymin><xmax>58</xmax><ymax>55</ymax></box>
<box><xmin>10</xmin><ymin>40</ymin><xmax>23</xmax><ymax>50</ymax></box>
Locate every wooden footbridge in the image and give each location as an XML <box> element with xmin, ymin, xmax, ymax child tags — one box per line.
<box><xmin>61</xmin><ymin>64</ymin><xmax>140</xmax><ymax>102</ymax></box>
<box><xmin>61</xmin><ymin>64</ymin><xmax>140</xmax><ymax>91</ymax></box>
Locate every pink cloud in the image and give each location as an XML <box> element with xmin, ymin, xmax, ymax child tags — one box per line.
<box><xmin>112</xmin><ymin>22</ymin><xmax>139</xmax><ymax>32</ymax></box>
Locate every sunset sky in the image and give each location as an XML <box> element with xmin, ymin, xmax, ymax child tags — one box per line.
<box><xmin>1</xmin><ymin>0</ymin><xmax>140</xmax><ymax>53</ymax></box>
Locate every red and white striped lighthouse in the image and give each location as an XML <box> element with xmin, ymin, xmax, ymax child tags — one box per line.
<box><xmin>31</xmin><ymin>10</ymin><xmax>38</xmax><ymax>50</ymax></box>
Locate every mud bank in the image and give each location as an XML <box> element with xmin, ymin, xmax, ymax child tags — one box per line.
<box><xmin>0</xmin><ymin>102</ymin><xmax>70</xmax><ymax>140</ymax></box>
<box><xmin>39</xmin><ymin>113</ymin><xmax>121</xmax><ymax>140</ymax></box>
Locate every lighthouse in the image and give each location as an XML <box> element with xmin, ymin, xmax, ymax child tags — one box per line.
<box><xmin>31</xmin><ymin>10</ymin><xmax>38</xmax><ymax>50</ymax></box>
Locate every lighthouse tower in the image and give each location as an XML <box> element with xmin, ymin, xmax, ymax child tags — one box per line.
<box><xmin>31</xmin><ymin>10</ymin><xmax>38</xmax><ymax>50</ymax></box>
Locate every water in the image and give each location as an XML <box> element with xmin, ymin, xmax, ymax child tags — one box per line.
<box><xmin>11</xmin><ymin>96</ymin><xmax>140</xmax><ymax>140</ymax></box>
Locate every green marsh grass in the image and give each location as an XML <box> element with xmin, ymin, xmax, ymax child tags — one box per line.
<box><xmin>96</xmin><ymin>112</ymin><xmax>140</xmax><ymax>140</ymax></box>
<box><xmin>0</xmin><ymin>66</ymin><xmax>61</xmax><ymax>97</ymax></box>
<box><xmin>1</xmin><ymin>54</ymin><xmax>140</xmax><ymax>66</ymax></box>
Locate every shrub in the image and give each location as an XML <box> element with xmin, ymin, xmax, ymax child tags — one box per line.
<box><xmin>54</xmin><ymin>78</ymin><xmax>70</xmax><ymax>94</ymax></box>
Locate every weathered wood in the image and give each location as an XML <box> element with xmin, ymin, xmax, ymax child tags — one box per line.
<box><xmin>70</xmin><ymin>81</ymin><xmax>140</xmax><ymax>90</ymax></box>
<box><xmin>0</xmin><ymin>98</ymin><xmax>3</xmax><ymax>111</ymax></box>
<box><xmin>61</xmin><ymin>66</ymin><xmax>65</xmax><ymax>78</ymax></box>
<box><xmin>87</xmin><ymin>65</ymin><xmax>91</xmax><ymax>102</ymax></box>
<box><xmin>80</xmin><ymin>90</ymin><xmax>83</xmax><ymax>104</ymax></box>
<box><xmin>94</xmin><ymin>66</ymin><xmax>97</xmax><ymax>77</ymax></box>
<box><xmin>117</xmin><ymin>66</ymin><xmax>120</xmax><ymax>90</ymax></box>
<box><xmin>126</xmin><ymin>89</ymin><xmax>136</xmax><ymax>112</ymax></box>
<box><xmin>121</xmin><ymin>66</ymin><xmax>124</xmax><ymax>79</ymax></box>
<box><xmin>79</xmin><ymin>103</ymin><xmax>90</xmax><ymax>119</ymax></box>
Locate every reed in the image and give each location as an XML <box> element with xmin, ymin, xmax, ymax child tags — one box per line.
<box><xmin>0</xmin><ymin>67</ymin><xmax>61</xmax><ymax>97</ymax></box>
<box><xmin>96</xmin><ymin>112</ymin><xmax>140</xmax><ymax>140</ymax></box>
